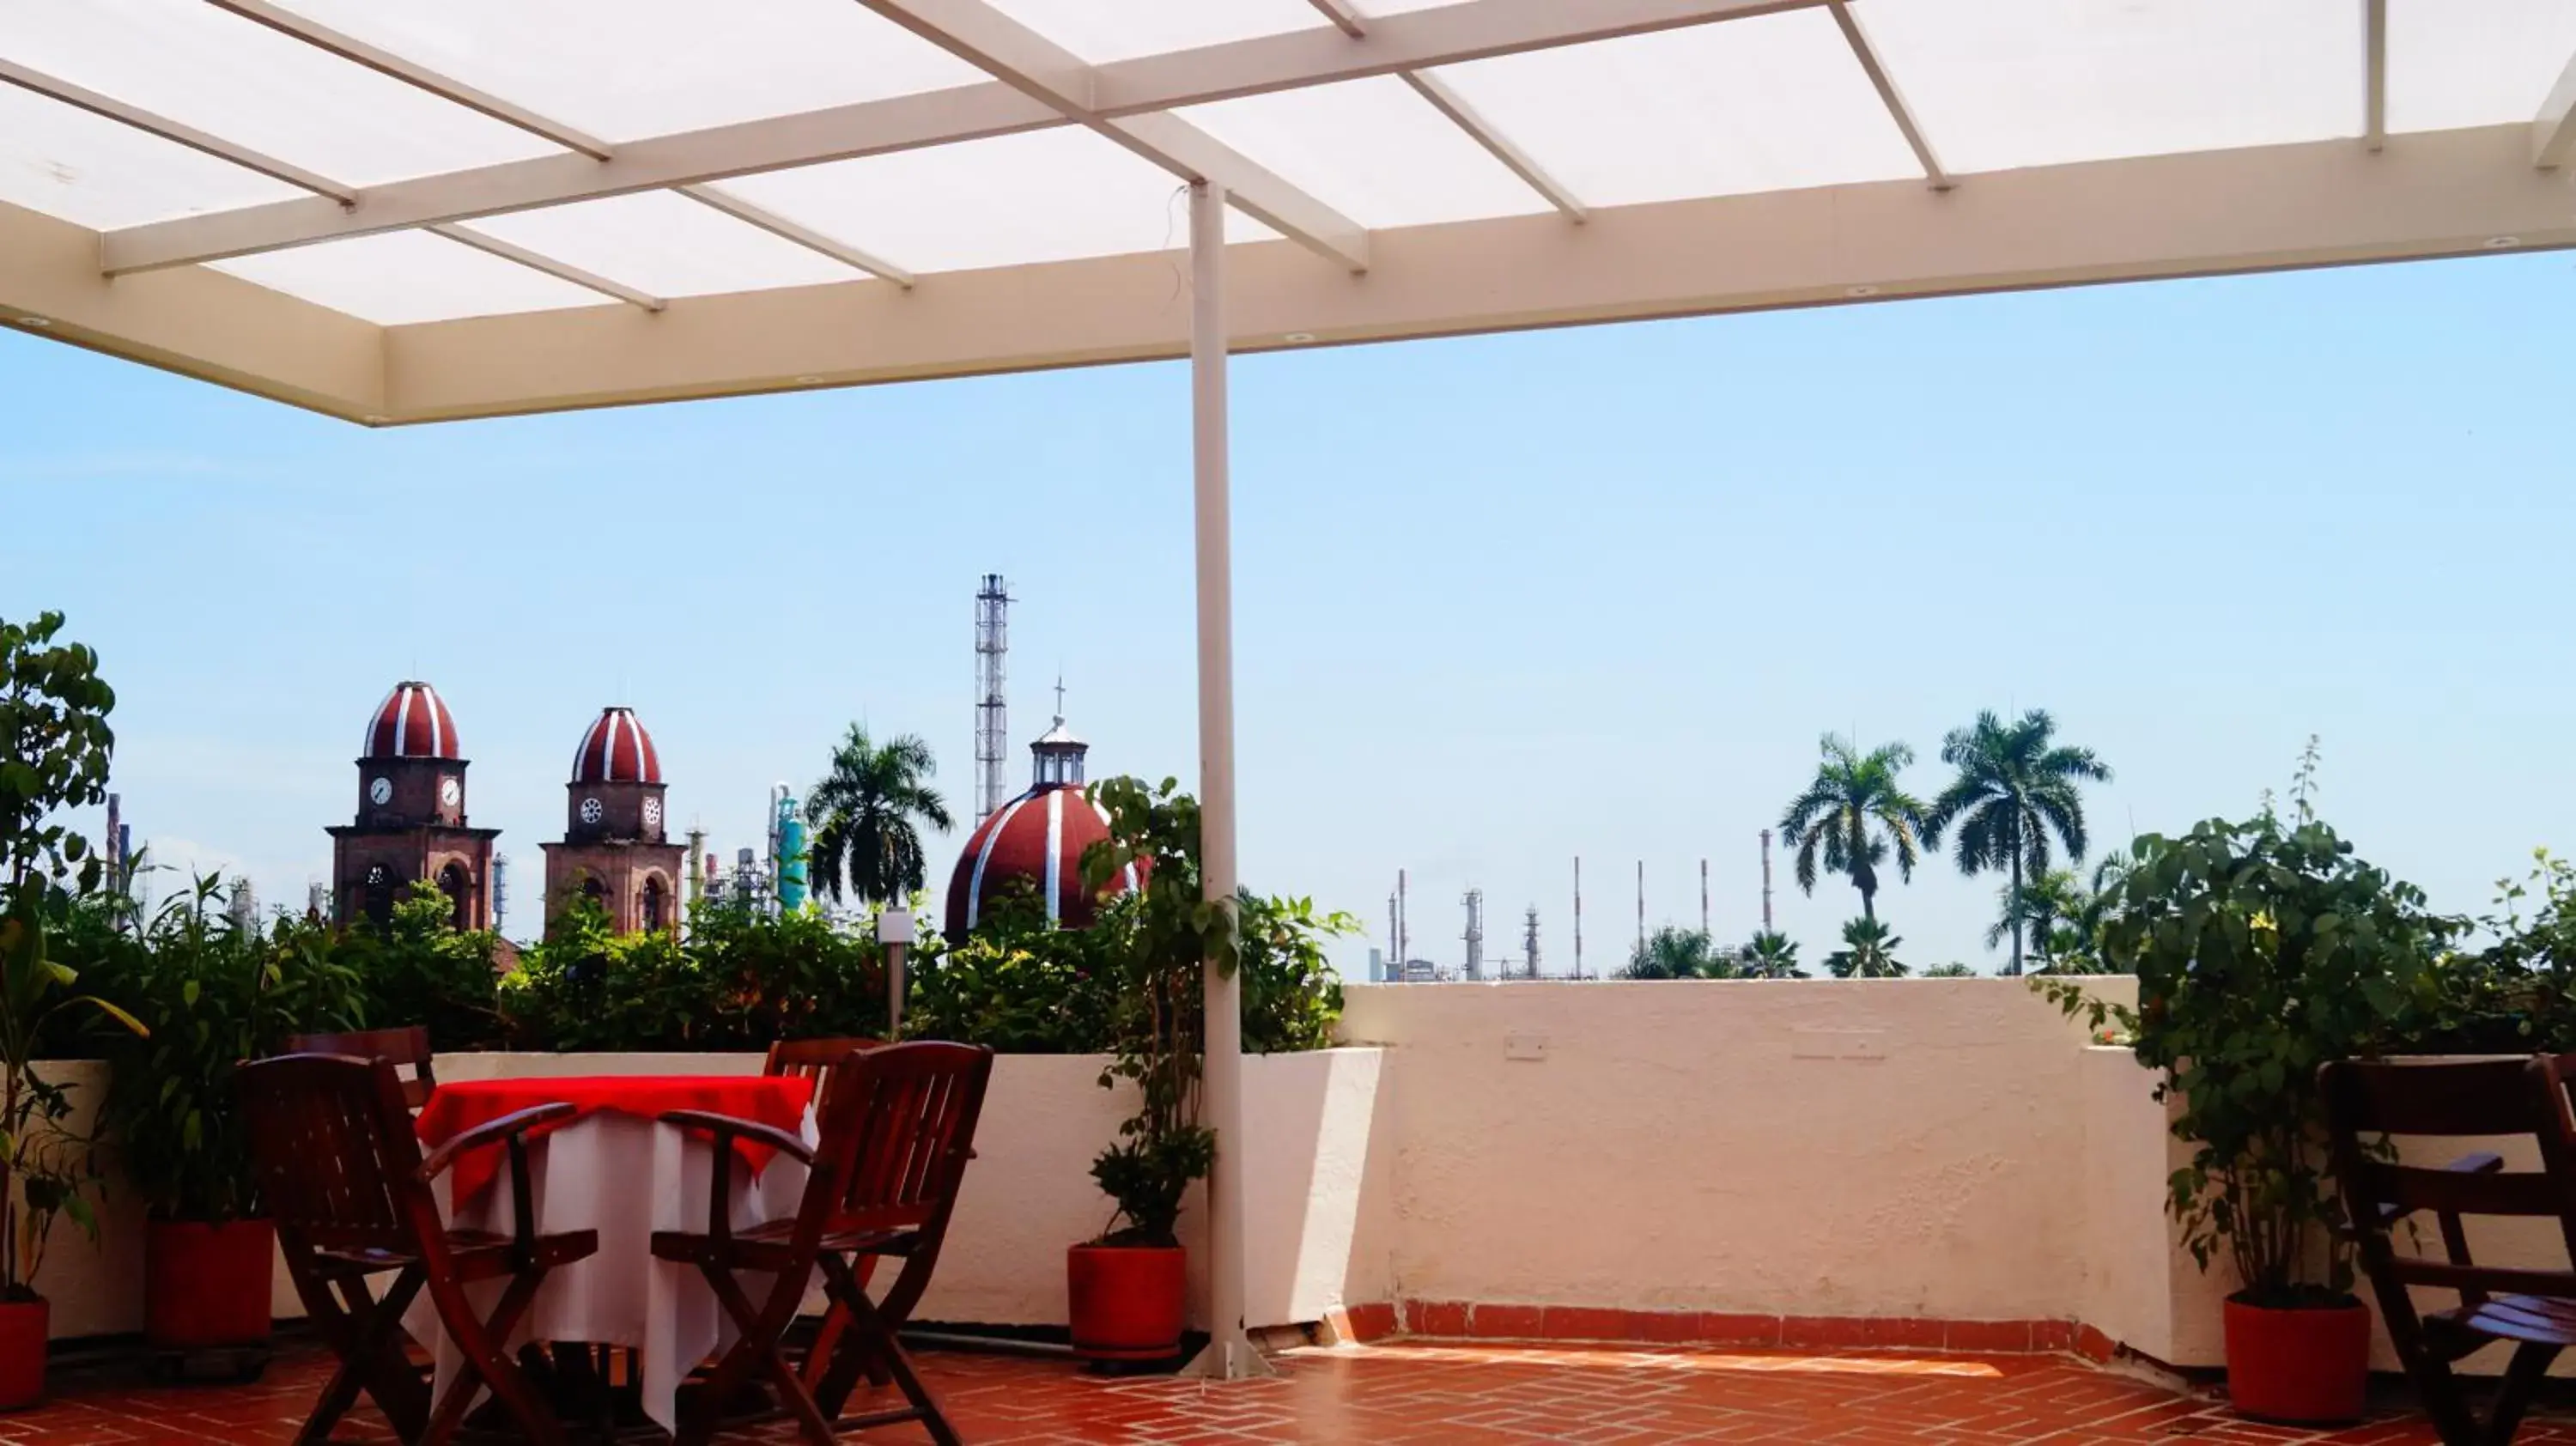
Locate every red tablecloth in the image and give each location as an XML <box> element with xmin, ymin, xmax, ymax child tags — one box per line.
<box><xmin>416</xmin><ymin>1075</ymin><xmax>814</xmax><ymax>1210</ymax></box>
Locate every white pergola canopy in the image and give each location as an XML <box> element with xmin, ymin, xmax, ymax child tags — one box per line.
<box><xmin>12</xmin><ymin>0</ymin><xmax>2576</xmax><ymax>1380</ymax></box>
<box><xmin>3</xmin><ymin>0</ymin><xmax>2573</xmax><ymax>424</ymax></box>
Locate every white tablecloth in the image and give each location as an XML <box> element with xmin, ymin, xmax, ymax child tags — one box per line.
<box><xmin>402</xmin><ymin>1108</ymin><xmax>815</xmax><ymax>1434</ymax></box>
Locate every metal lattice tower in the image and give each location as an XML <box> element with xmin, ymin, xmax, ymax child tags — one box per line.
<box><xmin>974</xmin><ymin>574</ymin><xmax>1011</xmax><ymax>822</ymax></box>
<box><xmin>1462</xmin><ymin>888</ymin><xmax>1485</xmax><ymax>981</ymax></box>
<box><xmin>1523</xmin><ymin>905</ymin><xmax>1541</xmax><ymax>979</ymax></box>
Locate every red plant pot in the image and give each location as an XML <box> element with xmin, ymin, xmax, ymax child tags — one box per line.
<box><xmin>0</xmin><ymin>1297</ymin><xmax>46</xmax><ymax>1410</ymax></box>
<box><xmin>146</xmin><ymin>1218</ymin><xmax>276</xmax><ymax>1351</ymax></box>
<box><xmin>1067</xmin><ymin>1244</ymin><xmax>1187</xmax><ymax>1362</ymax></box>
<box><xmin>2224</xmin><ymin>1295</ymin><xmax>2372</xmax><ymax>1426</ymax></box>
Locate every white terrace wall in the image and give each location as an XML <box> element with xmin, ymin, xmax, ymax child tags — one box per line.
<box><xmin>33</xmin><ymin>978</ymin><xmax>2570</xmax><ymax>1380</ymax></box>
<box><xmin>1337</xmin><ymin>978</ymin><xmax>2131</xmax><ymax>1324</ymax></box>
<box><xmin>33</xmin><ymin>1048</ymin><xmax>1388</xmax><ymax>1341</ymax></box>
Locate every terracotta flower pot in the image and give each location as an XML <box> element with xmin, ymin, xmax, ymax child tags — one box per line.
<box><xmin>2224</xmin><ymin>1294</ymin><xmax>2371</xmax><ymax>1425</ymax></box>
<box><xmin>146</xmin><ymin>1218</ymin><xmax>276</xmax><ymax>1351</ymax></box>
<box><xmin>0</xmin><ymin>1297</ymin><xmax>46</xmax><ymax>1411</ymax></box>
<box><xmin>1066</xmin><ymin>1243</ymin><xmax>1187</xmax><ymax>1362</ymax></box>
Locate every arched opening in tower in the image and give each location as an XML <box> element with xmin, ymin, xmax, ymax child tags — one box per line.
<box><xmin>439</xmin><ymin>861</ymin><xmax>471</xmax><ymax>930</ymax></box>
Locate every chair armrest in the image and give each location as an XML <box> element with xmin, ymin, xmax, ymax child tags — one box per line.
<box><xmin>658</xmin><ymin>1109</ymin><xmax>816</xmax><ymax>1165</ymax></box>
<box><xmin>416</xmin><ymin>1102</ymin><xmax>578</xmax><ymax>1183</ymax></box>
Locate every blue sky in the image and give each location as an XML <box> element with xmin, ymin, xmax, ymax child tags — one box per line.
<box><xmin>3</xmin><ymin>249</ymin><xmax>2570</xmax><ymax>975</ymax></box>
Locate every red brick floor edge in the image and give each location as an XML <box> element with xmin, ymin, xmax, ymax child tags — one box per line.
<box><xmin>1364</xmin><ymin>1300</ymin><xmax>2126</xmax><ymax>1358</ymax></box>
<box><xmin>16</xmin><ymin>1336</ymin><xmax>2563</xmax><ymax>1444</ymax></box>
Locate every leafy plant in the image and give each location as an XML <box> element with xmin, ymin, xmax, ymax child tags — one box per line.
<box><xmin>0</xmin><ymin>611</ymin><xmax>144</xmax><ymax>1297</ymax></box>
<box><xmin>1078</xmin><ymin>777</ymin><xmax>1225</xmax><ymax>1249</ymax></box>
<box><xmin>2034</xmin><ymin>814</ymin><xmax>2458</xmax><ymax>1306</ymax></box>
<box><xmin>1923</xmin><ymin>963</ymin><xmax>1977</xmax><ymax>978</ymax></box>
<box><xmin>1928</xmin><ymin>708</ymin><xmax>2112</xmax><ymax>975</ymax></box>
<box><xmin>0</xmin><ymin>886</ymin><xmax>143</xmax><ymax>1299</ymax></box>
<box><xmin>1</xmin><ymin>612</ymin><xmax>117</xmax><ymax>900</ymax></box>
<box><xmin>1779</xmin><ymin>736</ymin><xmax>1930</xmax><ymax>923</ymax></box>
<box><xmin>91</xmin><ymin>877</ymin><xmax>365</xmax><ymax>1221</ymax></box>
<box><xmin>1825</xmin><ymin>917</ymin><xmax>1907</xmax><ymax>978</ymax></box>
<box><xmin>1223</xmin><ymin>892</ymin><xmax>1349</xmax><ymax>1053</ymax></box>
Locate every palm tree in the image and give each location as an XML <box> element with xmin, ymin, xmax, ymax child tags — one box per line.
<box><xmin>1985</xmin><ymin>867</ymin><xmax>2087</xmax><ymax>967</ymax></box>
<box><xmin>1925</xmin><ymin>708</ymin><xmax>2112</xmax><ymax>975</ymax></box>
<box><xmin>1778</xmin><ymin>735</ymin><xmax>1932</xmax><ymax>923</ymax></box>
<box><xmin>1741</xmin><ymin>929</ymin><xmax>1805</xmax><ymax>980</ymax></box>
<box><xmin>1619</xmin><ymin>926</ymin><xmax>1728</xmax><ymax>980</ymax></box>
<box><xmin>1825</xmin><ymin>917</ymin><xmax>1908</xmax><ymax>978</ymax></box>
<box><xmin>805</xmin><ymin>726</ymin><xmax>954</xmax><ymax>909</ymax></box>
<box><xmin>1923</xmin><ymin>963</ymin><xmax>1977</xmax><ymax>978</ymax></box>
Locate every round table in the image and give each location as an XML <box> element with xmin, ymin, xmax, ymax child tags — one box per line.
<box><xmin>409</xmin><ymin>1074</ymin><xmax>817</xmax><ymax>1435</ymax></box>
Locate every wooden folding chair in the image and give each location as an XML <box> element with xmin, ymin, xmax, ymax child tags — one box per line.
<box><xmin>653</xmin><ymin>1040</ymin><xmax>993</xmax><ymax>1446</ymax></box>
<box><xmin>239</xmin><ymin>1053</ymin><xmax>598</xmax><ymax>1446</ymax></box>
<box><xmin>2324</xmin><ymin>1054</ymin><xmax>2576</xmax><ymax>1446</ymax></box>
<box><xmin>287</xmin><ymin>1024</ymin><xmax>440</xmax><ymax>1109</ymax></box>
<box><xmin>762</xmin><ymin>1035</ymin><xmax>886</xmax><ymax>1390</ymax></box>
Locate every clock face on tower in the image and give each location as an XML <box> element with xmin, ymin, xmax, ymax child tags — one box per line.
<box><xmin>368</xmin><ymin>776</ymin><xmax>392</xmax><ymax>806</ymax></box>
<box><xmin>641</xmin><ymin>796</ymin><xmax>662</xmax><ymax>829</ymax></box>
<box><xmin>440</xmin><ymin>778</ymin><xmax>462</xmax><ymax>809</ymax></box>
<box><xmin>580</xmin><ymin>796</ymin><xmax>604</xmax><ymax>825</ymax></box>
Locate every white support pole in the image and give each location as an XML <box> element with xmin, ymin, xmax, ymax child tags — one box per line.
<box><xmin>1180</xmin><ymin>179</ymin><xmax>1269</xmax><ymax>1382</ymax></box>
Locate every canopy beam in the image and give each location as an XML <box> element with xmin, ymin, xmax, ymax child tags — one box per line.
<box><xmin>428</xmin><ymin>225</ymin><xmax>665</xmax><ymax>311</ymax></box>
<box><xmin>676</xmin><ymin>185</ymin><xmax>916</xmax><ymax>288</ymax></box>
<box><xmin>849</xmin><ymin>0</ymin><xmax>1369</xmax><ymax>271</ymax></box>
<box><xmin>203</xmin><ymin>0</ymin><xmax>614</xmax><ymax>161</ymax></box>
<box><xmin>197</xmin><ymin>0</ymin><xmax>916</xmax><ymax>286</ymax></box>
<box><xmin>2363</xmin><ymin>0</ymin><xmax>2387</xmax><ymax>153</ymax></box>
<box><xmin>1826</xmin><ymin>1</ymin><xmax>1949</xmax><ymax>190</ymax></box>
<box><xmin>1400</xmin><ymin>71</ymin><xmax>1588</xmax><ymax>220</ymax></box>
<box><xmin>1304</xmin><ymin>0</ymin><xmax>1369</xmax><ymax>40</ymax></box>
<box><xmin>98</xmin><ymin>0</ymin><xmax>1806</xmax><ymax>274</ymax></box>
<box><xmin>0</xmin><ymin>58</ymin><xmax>355</xmax><ymax>203</ymax></box>
<box><xmin>2535</xmin><ymin>49</ymin><xmax>2576</xmax><ymax>168</ymax></box>
<box><xmin>0</xmin><ymin>61</ymin><xmax>665</xmax><ymax>310</ymax></box>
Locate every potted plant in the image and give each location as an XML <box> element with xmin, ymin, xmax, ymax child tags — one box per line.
<box><xmin>0</xmin><ymin>611</ymin><xmax>143</xmax><ymax>1407</ymax></box>
<box><xmin>1066</xmin><ymin>778</ymin><xmax>1219</xmax><ymax>1364</ymax></box>
<box><xmin>2039</xmin><ymin>811</ymin><xmax>2455</xmax><ymax>1425</ymax></box>
<box><xmin>95</xmin><ymin>876</ymin><xmax>363</xmax><ymax>1359</ymax></box>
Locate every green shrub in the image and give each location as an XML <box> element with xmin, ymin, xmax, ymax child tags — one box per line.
<box><xmin>499</xmin><ymin>897</ymin><xmax>889</xmax><ymax>1052</ymax></box>
<box><xmin>1236</xmin><ymin>893</ymin><xmax>1349</xmax><ymax>1052</ymax></box>
<box><xmin>86</xmin><ymin>878</ymin><xmax>367</xmax><ymax>1221</ymax></box>
<box><xmin>2037</xmin><ymin>813</ymin><xmax>2461</xmax><ymax>1306</ymax></box>
<box><xmin>912</xmin><ymin>905</ymin><xmax>1115</xmax><ymax>1054</ymax></box>
<box><xmin>334</xmin><ymin>884</ymin><xmax>507</xmax><ymax>1049</ymax></box>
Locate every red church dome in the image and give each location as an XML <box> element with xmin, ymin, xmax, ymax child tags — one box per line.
<box><xmin>572</xmin><ymin>707</ymin><xmax>661</xmax><ymax>784</ymax></box>
<box><xmin>944</xmin><ymin>705</ymin><xmax>1139</xmax><ymax>937</ymax></box>
<box><xmin>945</xmin><ymin>783</ymin><xmax>1139</xmax><ymax>938</ymax></box>
<box><xmin>363</xmin><ymin>682</ymin><xmax>459</xmax><ymax>760</ymax></box>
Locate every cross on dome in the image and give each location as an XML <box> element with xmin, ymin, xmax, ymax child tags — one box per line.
<box><xmin>1031</xmin><ymin>680</ymin><xmax>1086</xmax><ymax>788</ymax></box>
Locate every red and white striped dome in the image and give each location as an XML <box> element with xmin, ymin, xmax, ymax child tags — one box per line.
<box><xmin>945</xmin><ymin>784</ymin><xmax>1141</xmax><ymax>938</ymax></box>
<box><xmin>572</xmin><ymin>706</ymin><xmax>662</xmax><ymax>784</ymax></box>
<box><xmin>363</xmin><ymin>682</ymin><xmax>459</xmax><ymax>760</ymax></box>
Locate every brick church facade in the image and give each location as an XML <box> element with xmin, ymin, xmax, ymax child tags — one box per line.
<box><xmin>327</xmin><ymin>684</ymin><xmax>682</xmax><ymax>936</ymax></box>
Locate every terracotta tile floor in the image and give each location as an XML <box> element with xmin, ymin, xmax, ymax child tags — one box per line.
<box><xmin>7</xmin><ymin>1339</ymin><xmax>2573</xmax><ymax>1444</ymax></box>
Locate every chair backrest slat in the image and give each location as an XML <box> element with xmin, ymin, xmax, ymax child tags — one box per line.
<box><xmin>286</xmin><ymin>1025</ymin><xmax>438</xmax><ymax>1111</ymax></box>
<box><xmin>802</xmin><ymin>1042</ymin><xmax>991</xmax><ymax>1238</ymax></box>
<box><xmin>237</xmin><ymin>1053</ymin><xmax>434</xmax><ymax>1255</ymax></box>
<box><xmin>764</xmin><ymin>1036</ymin><xmax>884</xmax><ymax>1121</ymax></box>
